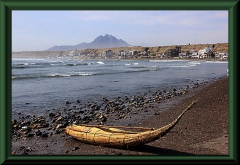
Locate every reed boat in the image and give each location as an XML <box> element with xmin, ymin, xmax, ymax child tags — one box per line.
<box><xmin>65</xmin><ymin>100</ymin><xmax>197</xmax><ymax>147</ymax></box>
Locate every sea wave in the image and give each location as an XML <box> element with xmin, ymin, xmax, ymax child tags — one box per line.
<box><xmin>12</xmin><ymin>72</ymin><xmax>94</xmax><ymax>80</ymax></box>
<box><xmin>188</xmin><ymin>61</ymin><xmax>201</xmax><ymax>65</ymax></box>
<box><xmin>149</xmin><ymin>60</ymin><xmax>189</xmax><ymax>62</ymax></box>
<box><xmin>47</xmin><ymin>72</ymin><xmax>94</xmax><ymax>77</ymax></box>
<box><xmin>205</xmin><ymin>61</ymin><xmax>228</xmax><ymax>64</ymax></box>
<box><xmin>12</xmin><ymin>63</ymin><xmax>29</xmax><ymax>68</ymax></box>
<box><xmin>96</xmin><ymin>61</ymin><xmax>104</xmax><ymax>64</ymax></box>
<box><xmin>12</xmin><ymin>58</ymin><xmax>45</xmax><ymax>61</ymax></box>
<box><xmin>13</xmin><ymin>60</ymin><xmax>91</xmax><ymax>69</ymax></box>
<box><xmin>168</xmin><ymin>65</ymin><xmax>191</xmax><ymax>68</ymax></box>
<box><xmin>12</xmin><ymin>66</ymin><xmax>161</xmax><ymax>80</ymax></box>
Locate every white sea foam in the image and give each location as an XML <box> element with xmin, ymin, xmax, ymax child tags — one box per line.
<box><xmin>188</xmin><ymin>61</ymin><xmax>201</xmax><ymax>65</ymax></box>
<box><xmin>22</xmin><ymin>63</ymin><xmax>28</xmax><ymax>65</ymax></box>
<box><xmin>169</xmin><ymin>65</ymin><xmax>191</xmax><ymax>68</ymax></box>
<box><xmin>205</xmin><ymin>61</ymin><xmax>228</xmax><ymax>64</ymax></box>
<box><xmin>149</xmin><ymin>60</ymin><xmax>189</xmax><ymax>62</ymax></box>
<box><xmin>78</xmin><ymin>73</ymin><xmax>92</xmax><ymax>76</ymax></box>
<box><xmin>12</xmin><ymin>58</ymin><xmax>45</xmax><ymax>61</ymax></box>
<box><xmin>47</xmin><ymin>73</ymin><xmax>69</xmax><ymax>77</ymax></box>
<box><xmin>96</xmin><ymin>61</ymin><xmax>104</xmax><ymax>64</ymax></box>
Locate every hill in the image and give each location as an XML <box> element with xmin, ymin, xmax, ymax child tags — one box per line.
<box><xmin>47</xmin><ymin>34</ymin><xmax>130</xmax><ymax>51</ymax></box>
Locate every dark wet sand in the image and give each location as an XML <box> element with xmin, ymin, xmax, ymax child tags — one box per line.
<box><xmin>12</xmin><ymin>76</ymin><xmax>228</xmax><ymax>156</ymax></box>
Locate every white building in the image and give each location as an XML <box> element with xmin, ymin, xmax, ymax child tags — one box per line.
<box><xmin>198</xmin><ymin>47</ymin><xmax>213</xmax><ymax>56</ymax></box>
<box><xmin>69</xmin><ymin>50</ymin><xmax>76</xmax><ymax>56</ymax></box>
<box><xmin>128</xmin><ymin>50</ymin><xmax>138</xmax><ymax>56</ymax></box>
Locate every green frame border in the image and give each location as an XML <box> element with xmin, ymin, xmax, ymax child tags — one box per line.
<box><xmin>0</xmin><ymin>0</ymin><xmax>238</xmax><ymax>164</ymax></box>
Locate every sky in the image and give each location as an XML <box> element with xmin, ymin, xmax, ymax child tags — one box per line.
<box><xmin>12</xmin><ymin>10</ymin><xmax>228</xmax><ymax>52</ymax></box>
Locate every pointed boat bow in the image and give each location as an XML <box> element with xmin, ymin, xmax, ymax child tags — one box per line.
<box><xmin>65</xmin><ymin>100</ymin><xmax>197</xmax><ymax>147</ymax></box>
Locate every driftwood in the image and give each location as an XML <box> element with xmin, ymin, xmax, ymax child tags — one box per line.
<box><xmin>65</xmin><ymin>100</ymin><xmax>197</xmax><ymax>147</ymax></box>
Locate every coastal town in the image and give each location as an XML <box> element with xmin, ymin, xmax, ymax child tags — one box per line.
<box><xmin>12</xmin><ymin>43</ymin><xmax>228</xmax><ymax>60</ymax></box>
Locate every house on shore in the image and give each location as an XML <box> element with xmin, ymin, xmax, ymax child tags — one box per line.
<box><xmin>102</xmin><ymin>50</ymin><xmax>113</xmax><ymax>59</ymax></box>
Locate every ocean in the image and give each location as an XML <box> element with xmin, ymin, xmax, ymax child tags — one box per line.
<box><xmin>12</xmin><ymin>58</ymin><xmax>228</xmax><ymax>118</ymax></box>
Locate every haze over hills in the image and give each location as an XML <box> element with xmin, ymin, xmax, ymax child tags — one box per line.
<box><xmin>47</xmin><ymin>34</ymin><xmax>130</xmax><ymax>51</ymax></box>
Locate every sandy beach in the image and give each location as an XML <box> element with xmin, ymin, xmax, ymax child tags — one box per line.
<box><xmin>11</xmin><ymin>75</ymin><xmax>229</xmax><ymax>157</ymax></box>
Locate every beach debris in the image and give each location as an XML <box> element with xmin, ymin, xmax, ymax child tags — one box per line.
<box><xmin>72</xmin><ymin>147</ymin><xmax>79</xmax><ymax>151</ymax></box>
<box><xmin>21</xmin><ymin>126</ymin><xmax>31</xmax><ymax>131</ymax></box>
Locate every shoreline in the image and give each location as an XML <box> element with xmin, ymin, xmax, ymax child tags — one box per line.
<box><xmin>12</xmin><ymin>76</ymin><xmax>228</xmax><ymax>155</ymax></box>
<box><xmin>12</xmin><ymin>54</ymin><xmax>228</xmax><ymax>62</ymax></box>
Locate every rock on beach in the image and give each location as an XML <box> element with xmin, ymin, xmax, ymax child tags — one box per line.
<box><xmin>11</xmin><ymin>76</ymin><xmax>228</xmax><ymax>156</ymax></box>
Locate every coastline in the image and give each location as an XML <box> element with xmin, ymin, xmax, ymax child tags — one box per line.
<box><xmin>11</xmin><ymin>76</ymin><xmax>228</xmax><ymax>155</ymax></box>
<box><xmin>12</xmin><ymin>54</ymin><xmax>228</xmax><ymax>62</ymax></box>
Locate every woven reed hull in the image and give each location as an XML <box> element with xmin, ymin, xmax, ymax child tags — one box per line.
<box><xmin>65</xmin><ymin>100</ymin><xmax>197</xmax><ymax>147</ymax></box>
<box><xmin>65</xmin><ymin>125</ymin><xmax>160</xmax><ymax>147</ymax></box>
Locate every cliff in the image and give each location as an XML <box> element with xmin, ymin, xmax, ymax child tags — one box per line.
<box><xmin>12</xmin><ymin>43</ymin><xmax>228</xmax><ymax>58</ymax></box>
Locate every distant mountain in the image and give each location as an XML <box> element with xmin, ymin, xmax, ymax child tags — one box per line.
<box><xmin>47</xmin><ymin>34</ymin><xmax>130</xmax><ymax>51</ymax></box>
